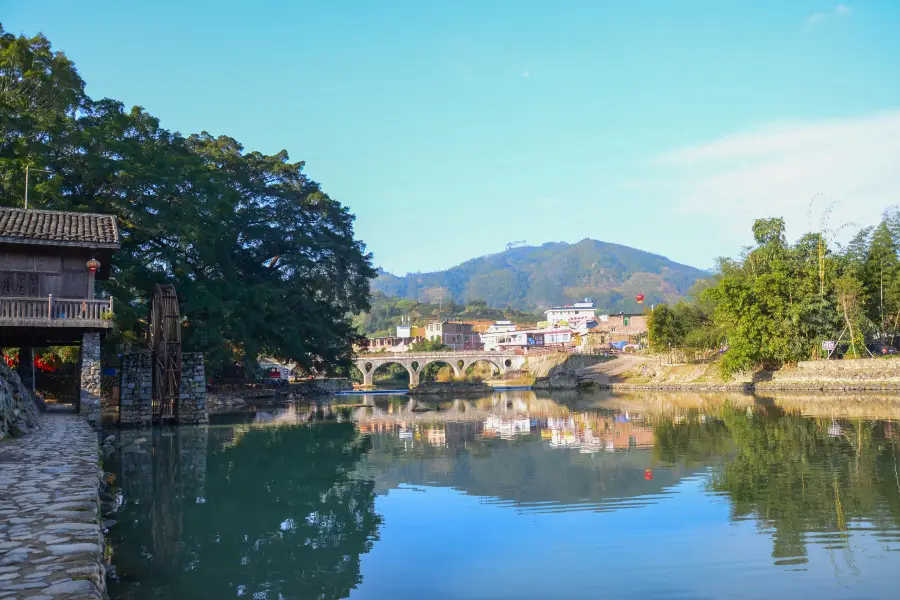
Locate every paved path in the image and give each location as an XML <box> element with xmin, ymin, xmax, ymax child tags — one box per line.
<box><xmin>577</xmin><ymin>354</ymin><xmax>652</xmax><ymax>384</ymax></box>
<box><xmin>0</xmin><ymin>414</ymin><xmax>105</xmax><ymax>599</ymax></box>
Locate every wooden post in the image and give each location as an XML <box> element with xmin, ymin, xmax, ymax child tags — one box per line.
<box><xmin>47</xmin><ymin>294</ymin><xmax>52</xmax><ymax>319</ymax></box>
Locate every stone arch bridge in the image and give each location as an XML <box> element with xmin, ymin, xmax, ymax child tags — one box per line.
<box><xmin>352</xmin><ymin>351</ymin><xmax>526</xmax><ymax>387</ymax></box>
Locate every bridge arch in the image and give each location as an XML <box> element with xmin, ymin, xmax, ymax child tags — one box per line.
<box><xmin>352</xmin><ymin>351</ymin><xmax>525</xmax><ymax>388</ymax></box>
<box><xmin>420</xmin><ymin>359</ymin><xmax>461</xmax><ymax>383</ymax></box>
<box><xmin>462</xmin><ymin>358</ymin><xmax>503</xmax><ymax>380</ymax></box>
<box><xmin>353</xmin><ymin>359</ymin><xmax>418</xmax><ymax>387</ymax></box>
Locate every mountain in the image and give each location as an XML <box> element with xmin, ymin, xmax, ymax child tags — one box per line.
<box><xmin>372</xmin><ymin>239</ymin><xmax>710</xmax><ymax>313</ymax></box>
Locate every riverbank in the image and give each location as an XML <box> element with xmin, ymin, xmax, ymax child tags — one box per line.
<box><xmin>591</xmin><ymin>355</ymin><xmax>900</xmax><ymax>392</ymax></box>
<box><xmin>0</xmin><ymin>413</ymin><xmax>106</xmax><ymax>599</ymax></box>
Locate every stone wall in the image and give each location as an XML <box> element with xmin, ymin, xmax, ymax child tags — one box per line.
<box><xmin>118</xmin><ymin>351</ymin><xmax>208</xmax><ymax>426</ymax></box>
<box><xmin>0</xmin><ymin>361</ymin><xmax>39</xmax><ymax>440</ymax></box>
<box><xmin>762</xmin><ymin>357</ymin><xmax>900</xmax><ymax>390</ymax></box>
<box><xmin>119</xmin><ymin>351</ymin><xmax>152</xmax><ymax>427</ymax></box>
<box><xmin>179</xmin><ymin>352</ymin><xmax>208</xmax><ymax>425</ymax></box>
<box><xmin>294</xmin><ymin>377</ymin><xmax>353</xmax><ymax>395</ymax></box>
<box><xmin>80</xmin><ymin>332</ymin><xmax>101</xmax><ymax>417</ymax></box>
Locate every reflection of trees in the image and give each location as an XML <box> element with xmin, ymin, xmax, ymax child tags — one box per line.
<box><xmin>656</xmin><ymin>403</ymin><xmax>900</xmax><ymax>565</ymax></box>
<box><xmin>111</xmin><ymin>423</ymin><xmax>381</xmax><ymax>600</ymax></box>
<box><xmin>652</xmin><ymin>417</ymin><xmax>730</xmax><ymax>466</ymax></box>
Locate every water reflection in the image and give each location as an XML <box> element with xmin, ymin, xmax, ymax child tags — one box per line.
<box><xmin>110</xmin><ymin>421</ymin><xmax>380</xmax><ymax>599</ymax></box>
<box><xmin>107</xmin><ymin>391</ymin><xmax>900</xmax><ymax>599</ymax></box>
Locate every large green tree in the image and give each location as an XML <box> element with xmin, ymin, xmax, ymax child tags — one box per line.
<box><xmin>702</xmin><ymin>219</ymin><xmax>844</xmax><ymax>374</ymax></box>
<box><xmin>0</xmin><ymin>26</ymin><xmax>375</xmax><ymax>373</ymax></box>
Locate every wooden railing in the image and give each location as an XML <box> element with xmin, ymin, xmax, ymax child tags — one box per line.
<box><xmin>0</xmin><ymin>296</ymin><xmax>113</xmax><ymax>324</ymax></box>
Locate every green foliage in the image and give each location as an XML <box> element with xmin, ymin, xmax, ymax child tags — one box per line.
<box><xmin>648</xmin><ymin>302</ymin><xmax>721</xmax><ymax>352</ymax></box>
<box><xmin>647</xmin><ymin>305</ymin><xmax>683</xmax><ymax>351</ymax></box>
<box><xmin>371</xmin><ymin>239</ymin><xmax>709</xmax><ymax>313</ymax></box>
<box><xmin>657</xmin><ymin>210</ymin><xmax>900</xmax><ymax>375</ymax></box>
<box><xmin>408</xmin><ymin>339</ymin><xmax>450</xmax><ymax>352</ymax></box>
<box><xmin>0</xmin><ymin>26</ymin><xmax>375</xmax><ymax>375</ymax></box>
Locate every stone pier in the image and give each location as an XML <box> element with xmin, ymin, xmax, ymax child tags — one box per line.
<box><xmin>118</xmin><ymin>351</ymin><xmax>152</xmax><ymax>427</ymax></box>
<box><xmin>79</xmin><ymin>333</ymin><xmax>101</xmax><ymax>416</ymax></box>
<box><xmin>0</xmin><ymin>413</ymin><xmax>105</xmax><ymax>599</ymax></box>
<box><xmin>178</xmin><ymin>353</ymin><xmax>209</xmax><ymax>425</ymax></box>
<box><xmin>118</xmin><ymin>351</ymin><xmax>208</xmax><ymax>426</ymax></box>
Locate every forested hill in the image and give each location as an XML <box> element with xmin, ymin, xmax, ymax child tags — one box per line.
<box><xmin>373</xmin><ymin>239</ymin><xmax>709</xmax><ymax>313</ymax></box>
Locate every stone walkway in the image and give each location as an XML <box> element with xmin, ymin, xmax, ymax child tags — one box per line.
<box><xmin>0</xmin><ymin>414</ymin><xmax>104</xmax><ymax>599</ymax></box>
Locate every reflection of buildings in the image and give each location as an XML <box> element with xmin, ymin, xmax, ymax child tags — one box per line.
<box><xmin>545</xmin><ymin>414</ymin><xmax>654</xmax><ymax>453</ymax></box>
<box><xmin>349</xmin><ymin>393</ymin><xmax>655</xmax><ymax>453</ymax></box>
<box><xmin>425</xmin><ymin>427</ymin><xmax>446</xmax><ymax>446</ymax></box>
<box><xmin>483</xmin><ymin>415</ymin><xmax>531</xmax><ymax>439</ymax></box>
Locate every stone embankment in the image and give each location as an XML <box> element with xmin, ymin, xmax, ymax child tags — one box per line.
<box><xmin>608</xmin><ymin>382</ymin><xmax>752</xmax><ymax>392</ymax></box>
<box><xmin>525</xmin><ymin>353</ymin><xmax>611</xmax><ymax>389</ymax></box>
<box><xmin>593</xmin><ymin>355</ymin><xmax>900</xmax><ymax>391</ymax></box>
<box><xmin>0</xmin><ymin>414</ymin><xmax>106</xmax><ymax>599</ymax></box>
<box><xmin>0</xmin><ymin>363</ymin><xmax>39</xmax><ymax>441</ymax></box>
<box><xmin>758</xmin><ymin>358</ymin><xmax>900</xmax><ymax>391</ymax></box>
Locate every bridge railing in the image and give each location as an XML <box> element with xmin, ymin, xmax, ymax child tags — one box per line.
<box><xmin>354</xmin><ymin>350</ymin><xmax>519</xmax><ymax>359</ymax></box>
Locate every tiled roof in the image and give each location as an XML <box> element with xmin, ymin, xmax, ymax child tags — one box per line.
<box><xmin>0</xmin><ymin>207</ymin><xmax>120</xmax><ymax>248</ymax></box>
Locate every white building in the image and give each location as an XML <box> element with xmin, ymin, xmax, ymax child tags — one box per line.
<box><xmin>480</xmin><ymin>320</ymin><xmax>518</xmax><ymax>351</ymax></box>
<box><xmin>545</xmin><ymin>301</ymin><xmax>596</xmax><ymax>329</ymax></box>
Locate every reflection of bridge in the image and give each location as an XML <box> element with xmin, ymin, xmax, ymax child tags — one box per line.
<box><xmin>352</xmin><ymin>351</ymin><xmax>526</xmax><ymax>387</ymax></box>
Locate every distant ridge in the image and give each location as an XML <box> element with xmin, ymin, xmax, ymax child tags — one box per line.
<box><xmin>372</xmin><ymin>239</ymin><xmax>710</xmax><ymax>313</ymax></box>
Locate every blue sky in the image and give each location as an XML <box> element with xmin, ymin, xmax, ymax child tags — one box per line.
<box><xmin>4</xmin><ymin>1</ymin><xmax>900</xmax><ymax>274</ymax></box>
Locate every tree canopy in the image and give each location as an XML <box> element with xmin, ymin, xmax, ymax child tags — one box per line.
<box><xmin>0</xmin><ymin>26</ymin><xmax>375</xmax><ymax>374</ymax></box>
<box><xmin>648</xmin><ymin>211</ymin><xmax>900</xmax><ymax>375</ymax></box>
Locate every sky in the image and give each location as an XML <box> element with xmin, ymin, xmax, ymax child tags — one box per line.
<box><xmin>3</xmin><ymin>0</ymin><xmax>900</xmax><ymax>274</ymax></box>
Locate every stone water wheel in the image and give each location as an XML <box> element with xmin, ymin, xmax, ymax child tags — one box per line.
<box><xmin>148</xmin><ymin>284</ymin><xmax>181</xmax><ymax>421</ymax></box>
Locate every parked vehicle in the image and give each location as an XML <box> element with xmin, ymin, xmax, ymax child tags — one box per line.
<box><xmin>867</xmin><ymin>342</ymin><xmax>898</xmax><ymax>356</ymax></box>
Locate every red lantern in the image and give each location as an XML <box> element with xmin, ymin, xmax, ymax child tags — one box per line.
<box><xmin>86</xmin><ymin>258</ymin><xmax>101</xmax><ymax>274</ymax></box>
<box><xmin>636</xmin><ymin>294</ymin><xmax>645</xmax><ymax>305</ymax></box>
<box><xmin>644</xmin><ymin>469</ymin><xmax>653</xmax><ymax>481</ymax></box>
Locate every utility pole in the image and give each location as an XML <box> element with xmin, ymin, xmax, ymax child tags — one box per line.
<box><xmin>24</xmin><ymin>166</ymin><xmax>54</xmax><ymax>209</ymax></box>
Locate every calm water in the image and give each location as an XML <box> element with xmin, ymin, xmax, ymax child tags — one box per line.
<box><xmin>105</xmin><ymin>391</ymin><xmax>900</xmax><ymax>599</ymax></box>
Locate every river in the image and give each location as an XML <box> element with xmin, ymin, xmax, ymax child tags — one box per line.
<box><xmin>104</xmin><ymin>390</ymin><xmax>900</xmax><ymax>599</ymax></box>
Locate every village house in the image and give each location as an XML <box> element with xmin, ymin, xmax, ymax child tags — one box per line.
<box><xmin>544</xmin><ymin>300</ymin><xmax>596</xmax><ymax>329</ymax></box>
<box><xmin>0</xmin><ymin>207</ymin><xmax>119</xmax><ymax>412</ymax></box>
<box><xmin>582</xmin><ymin>312</ymin><xmax>649</xmax><ymax>347</ymax></box>
<box><xmin>359</xmin><ymin>335</ymin><xmax>425</xmax><ymax>353</ymax></box>
<box><xmin>425</xmin><ymin>320</ymin><xmax>480</xmax><ymax>351</ymax></box>
<box><xmin>480</xmin><ymin>320</ymin><xmax>517</xmax><ymax>351</ymax></box>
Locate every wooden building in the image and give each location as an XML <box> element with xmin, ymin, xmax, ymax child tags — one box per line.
<box><xmin>0</xmin><ymin>207</ymin><xmax>119</xmax><ymax>412</ymax></box>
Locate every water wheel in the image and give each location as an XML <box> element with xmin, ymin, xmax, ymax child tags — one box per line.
<box><xmin>149</xmin><ymin>284</ymin><xmax>182</xmax><ymax>421</ymax></box>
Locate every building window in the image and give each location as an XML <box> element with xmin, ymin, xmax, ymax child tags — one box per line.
<box><xmin>624</xmin><ymin>317</ymin><xmax>630</xmax><ymax>326</ymax></box>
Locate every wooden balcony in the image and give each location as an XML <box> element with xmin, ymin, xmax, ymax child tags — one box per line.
<box><xmin>0</xmin><ymin>296</ymin><xmax>114</xmax><ymax>329</ymax></box>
